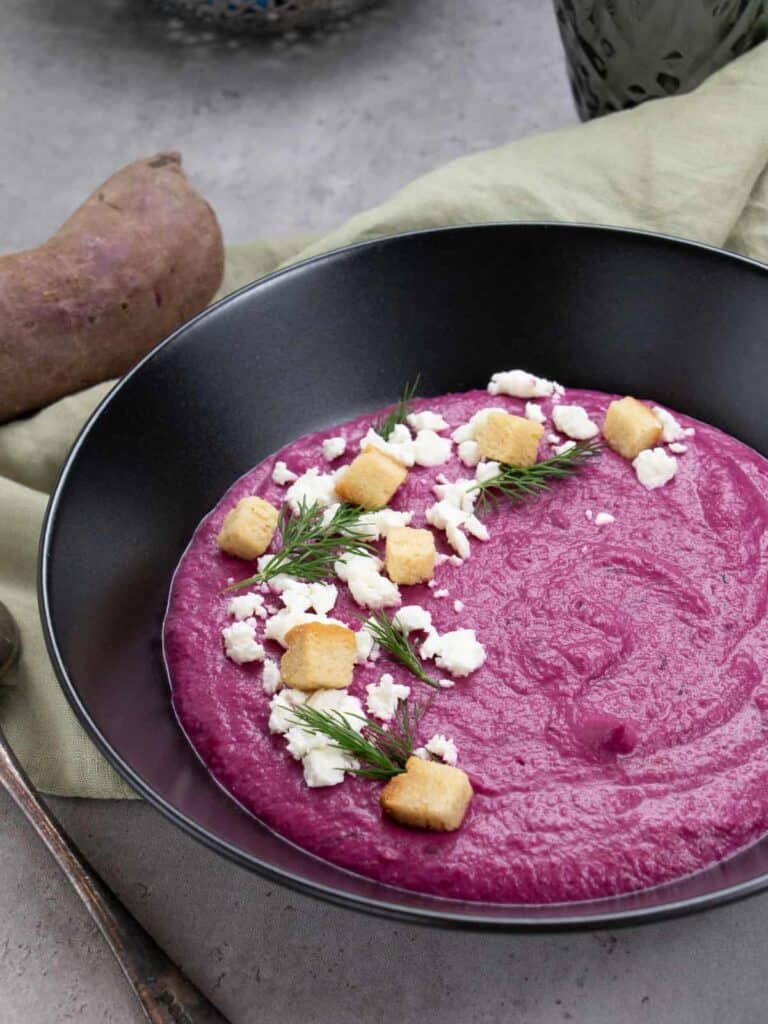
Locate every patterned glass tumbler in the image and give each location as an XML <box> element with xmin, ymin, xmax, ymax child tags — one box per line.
<box><xmin>554</xmin><ymin>0</ymin><xmax>767</xmax><ymax>120</ymax></box>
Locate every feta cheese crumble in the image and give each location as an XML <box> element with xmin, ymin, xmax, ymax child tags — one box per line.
<box><xmin>633</xmin><ymin>447</ymin><xmax>678</xmax><ymax>490</ymax></box>
<box><xmin>669</xmin><ymin>442</ymin><xmax>688</xmax><ymax>454</ymax></box>
<box><xmin>652</xmin><ymin>406</ymin><xmax>685</xmax><ymax>443</ymax></box>
<box><xmin>412</xmin><ymin>429</ymin><xmax>453</xmax><ymax>467</ymax></box>
<box><xmin>487</xmin><ymin>369</ymin><xmax>562</xmax><ymax>399</ymax></box>
<box><xmin>222</xmin><ymin>618</ymin><xmax>265</xmax><ymax>664</ymax></box>
<box><xmin>553</xmin><ymin>440</ymin><xmax>577</xmax><ymax>456</ymax></box>
<box><xmin>359</xmin><ymin>424</ymin><xmax>415</xmax><ymax>467</ymax></box>
<box><xmin>425</xmin><ymin>734</ymin><xmax>458</xmax><ymax>766</ymax></box>
<box><xmin>272</xmin><ymin>460</ymin><xmax>298</xmax><ymax>486</ymax></box>
<box><xmin>525</xmin><ymin>402</ymin><xmax>546</xmax><ymax>425</ymax></box>
<box><xmin>453</xmin><ymin>599</ymin><xmax>464</xmax><ymax>613</ymax></box>
<box><xmin>285</xmin><ymin>467</ymin><xmax>338</xmax><ymax>513</ymax></box>
<box><xmin>594</xmin><ymin>512</ymin><xmax>615</xmax><ymax>526</ymax></box>
<box><xmin>321</xmin><ymin>436</ymin><xmax>346</xmax><ymax>461</ymax></box>
<box><xmin>552</xmin><ymin>404</ymin><xmax>599</xmax><ymax>440</ymax></box>
<box><xmin>356</xmin><ymin>508</ymin><xmax>414</xmax><ymax>540</ymax></box>
<box><xmin>334</xmin><ymin>553</ymin><xmax>401</xmax><ymax>609</ymax></box>
<box><xmin>407</xmin><ymin>410</ymin><xmax>449</xmax><ymax>433</ymax></box>
<box><xmin>392</xmin><ymin>605</ymin><xmax>433</xmax><ymax>635</ymax></box>
<box><xmin>354</xmin><ymin>622</ymin><xmax>380</xmax><ymax>663</ymax></box>
<box><xmin>457</xmin><ymin>440</ymin><xmax>481</xmax><ymax>467</ymax></box>
<box><xmin>227</xmin><ymin>592</ymin><xmax>267</xmax><ymax>621</ymax></box>
<box><xmin>420</xmin><ymin>628</ymin><xmax>486</xmax><ymax>677</ymax></box>
<box><xmin>365</xmin><ymin>674</ymin><xmax>411</xmax><ymax>721</ymax></box>
<box><xmin>262</xmin><ymin>658</ymin><xmax>282</xmax><ymax>695</ymax></box>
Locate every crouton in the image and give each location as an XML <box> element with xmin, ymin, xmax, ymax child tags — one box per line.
<box><xmin>380</xmin><ymin>756</ymin><xmax>473</xmax><ymax>831</ymax></box>
<box><xmin>385</xmin><ymin>526</ymin><xmax>436</xmax><ymax>585</ymax></box>
<box><xmin>474</xmin><ymin>411</ymin><xmax>543</xmax><ymax>467</ymax></box>
<box><xmin>217</xmin><ymin>496</ymin><xmax>278</xmax><ymax>560</ymax></box>
<box><xmin>335</xmin><ymin>447</ymin><xmax>408</xmax><ymax>510</ymax></box>
<box><xmin>280</xmin><ymin>621</ymin><xmax>356</xmax><ymax>691</ymax></box>
<box><xmin>602</xmin><ymin>397</ymin><xmax>663</xmax><ymax>460</ymax></box>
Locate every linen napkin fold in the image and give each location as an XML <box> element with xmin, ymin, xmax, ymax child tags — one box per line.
<box><xmin>2</xmin><ymin>41</ymin><xmax>768</xmax><ymax>799</ymax></box>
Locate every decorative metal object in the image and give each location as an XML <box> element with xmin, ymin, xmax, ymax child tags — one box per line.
<box><xmin>0</xmin><ymin>602</ymin><xmax>229</xmax><ymax>1024</ymax></box>
<box><xmin>554</xmin><ymin>0</ymin><xmax>767</xmax><ymax>120</ymax></box>
<box><xmin>151</xmin><ymin>0</ymin><xmax>377</xmax><ymax>33</ymax></box>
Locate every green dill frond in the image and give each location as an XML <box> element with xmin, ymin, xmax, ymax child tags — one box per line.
<box><xmin>287</xmin><ymin>700</ymin><xmax>427</xmax><ymax>781</ymax></box>
<box><xmin>471</xmin><ymin>439</ymin><xmax>603</xmax><ymax>512</ymax></box>
<box><xmin>363</xmin><ymin>610</ymin><xmax>441</xmax><ymax>689</ymax></box>
<box><xmin>373</xmin><ymin>374</ymin><xmax>421</xmax><ymax>441</ymax></box>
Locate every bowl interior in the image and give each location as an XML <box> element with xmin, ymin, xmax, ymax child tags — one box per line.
<box><xmin>41</xmin><ymin>223</ymin><xmax>768</xmax><ymax>928</ymax></box>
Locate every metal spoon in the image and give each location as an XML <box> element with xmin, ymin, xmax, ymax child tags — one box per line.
<box><xmin>0</xmin><ymin>601</ymin><xmax>230</xmax><ymax>1024</ymax></box>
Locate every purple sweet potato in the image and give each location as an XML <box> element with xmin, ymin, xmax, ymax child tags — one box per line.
<box><xmin>0</xmin><ymin>152</ymin><xmax>224</xmax><ymax>422</ymax></box>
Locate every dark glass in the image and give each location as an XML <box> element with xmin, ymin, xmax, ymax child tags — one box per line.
<box><xmin>554</xmin><ymin>0</ymin><xmax>767</xmax><ymax>120</ymax></box>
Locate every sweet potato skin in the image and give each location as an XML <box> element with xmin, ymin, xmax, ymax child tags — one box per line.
<box><xmin>0</xmin><ymin>152</ymin><xmax>224</xmax><ymax>422</ymax></box>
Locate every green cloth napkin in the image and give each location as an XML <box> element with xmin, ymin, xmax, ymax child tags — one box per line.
<box><xmin>2</xmin><ymin>42</ymin><xmax>768</xmax><ymax>799</ymax></box>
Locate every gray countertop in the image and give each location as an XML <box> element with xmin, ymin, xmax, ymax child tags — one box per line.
<box><xmin>2</xmin><ymin>1</ymin><xmax>766</xmax><ymax>1021</ymax></box>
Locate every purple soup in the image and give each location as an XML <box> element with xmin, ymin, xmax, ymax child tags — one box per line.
<box><xmin>164</xmin><ymin>387</ymin><xmax>768</xmax><ymax>903</ymax></box>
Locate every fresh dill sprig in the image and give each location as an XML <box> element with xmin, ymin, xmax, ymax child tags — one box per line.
<box><xmin>373</xmin><ymin>374</ymin><xmax>421</xmax><ymax>441</ymax></box>
<box><xmin>226</xmin><ymin>500</ymin><xmax>374</xmax><ymax>591</ymax></box>
<box><xmin>287</xmin><ymin>699</ymin><xmax>426</xmax><ymax>781</ymax></box>
<box><xmin>364</xmin><ymin>610</ymin><xmax>441</xmax><ymax>690</ymax></box>
<box><xmin>470</xmin><ymin>439</ymin><xmax>603</xmax><ymax>512</ymax></box>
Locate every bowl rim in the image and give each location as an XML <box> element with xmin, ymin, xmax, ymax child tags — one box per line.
<box><xmin>38</xmin><ymin>220</ymin><xmax>768</xmax><ymax>931</ymax></box>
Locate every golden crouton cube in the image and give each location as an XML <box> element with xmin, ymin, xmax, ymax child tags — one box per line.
<box><xmin>217</xmin><ymin>496</ymin><xmax>278</xmax><ymax>560</ymax></box>
<box><xmin>602</xmin><ymin>397</ymin><xmax>663</xmax><ymax>460</ymax></box>
<box><xmin>335</xmin><ymin>447</ymin><xmax>408</xmax><ymax>510</ymax></box>
<box><xmin>280</xmin><ymin>622</ymin><xmax>356</xmax><ymax>691</ymax></box>
<box><xmin>474</xmin><ymin>411</ymin><xmax>543</xmax><ymax>467</ymax></box>
<box><xmin>385</xmin><ymin>527</ymin><xmax>436</xmax><ymax>585</ymax></box>
<box><xmin>380</xmin><ymin>756</ymin><xmax>473</xmax><ymax>831</ymax></box>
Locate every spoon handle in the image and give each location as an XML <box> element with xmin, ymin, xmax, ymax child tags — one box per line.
<box><xmin>0</xmin><ymin>730</ymin><xmax>230</xmax><ymax>1024</ymax></box>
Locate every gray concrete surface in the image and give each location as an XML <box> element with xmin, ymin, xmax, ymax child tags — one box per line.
<box><xmin>3</xmin><ymin>1</ymin><xmax>766</xmax><ymax>1023</ymax></box>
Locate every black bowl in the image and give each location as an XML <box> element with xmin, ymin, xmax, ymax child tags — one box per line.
<box><xmin>40</xmin><ymin>224</ymin><xmax>768</xmax><ymax>929</ymax></box>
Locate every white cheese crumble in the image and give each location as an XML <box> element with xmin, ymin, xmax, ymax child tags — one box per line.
<box><xmin>262</xmin><ymin>659</ymin><xmax>282</xmax><ymax>695</ymax></box>
<box><xmin>457</xmin><ymin>440</ymin><xmax>481</xmax><ymax>467</ymax></box>
<box><xmin>633</xmin><ymin>447</ymin><xmax>678</xmax><ymax>490</ymax></box>
<box><xmin>594</xmin><ymin>512</ymin><xmax>615</xmax><ymax>526</ymax></box>
<box><xmin>487</xmin><ymin>369</ymin><xmax>562</xmax><ymax>398</ymax></box>
<box><xmin>407</xmin><ymin>410</ymin><xmax>449</xmax><ymax>433</ymax></box>
<box><xmin>652</xmin><ymin>406</ymin><xmax>685</xmax><ymax>443</ymax></box>
<box><xmin>524</xmin><ymin>401</ymin><xmax>546</xmax><ymax>425</ymax></box>
<box><xmin>412</xmin><ymin>429</ymin><xmax>453</xmax><ymax>467</ymax></box>
<box><xmin>303</xmin><ymin>747</ymin><xmax>358</xmax><ymax>788</ymax></box>
<box><xmin>222</xmin><ymin>618</ymin><xmax>265</xmax><ymax>664</ymax></box>
<box><xmin>356</xmin><ymin>508</ymin><xmax>413</xmax><ymax>540</ymax></box>
<box><xmin>553</xmin><ymin>440</ymin><xmax>577</xmax><ymax>456</ymax></box>
<box><xmin>334</xmin><ymin>553</ymin><xmax>401</xmax><ymax>609</ymax></box>
<box><xmin>669</xmin><ymin>442</ymin><xmax>688</xmax><ymax>454</ymax></box>
<box><xmin>321</xmin><ymin>436</ymin><xmax>346</xmax><ymax>462</ymax></box>
<box><xmin>365</xmin><ymin>673</ymin><xmax>411</xmax><ymax>721</ymax></box>
<box><xmin>552</xmin><ymin>404</ymin><xmax>599</xmax><ymax>440</ymax></box>
<box><xmin>354</xmin><ymin>622</ymin><xmax>380</xmax><ymax>663</ymax></box>
<box><xmin>393</xmin><ymin>605</ymin><xmax>433</xmax><ymax>634</ymax></box>
<box><xmin>425</xmin><ymin>734</ymin><xmax>458</xmax><ymax>765</ymax></box>
<box><xmin>269</xmin><ymin>579</ymin><xmax>338</xmax><ymax>615</ymax></box>
<box><xmin>359</xmin><ymin>424</ymin><xmax>415</xmax><ymax>467</ymax></box>
<box><xmin>453</xmin><ymin>599</ymin><xmax>464</xmax><ymax>613</ymax></box>
<box><xmin>272</xmin><ymin>460</ymin><xmax>298</xmax><ymax>486</ymax></box>
<box><xmin>433</xmin><ymin>588</ymin><xmax>449</xmax><ymax>599</ymax></box>
<box><xmin>268</xmin><ymin>688</ymin><xmax>307</xmax><ymax>733</ymax></box>
<box><xmin>420</xmin><ymin>628</ymin><xmax>486</xmax><ymax>677</ymax></box>
<box><xmin>438</xmin><ymin>678</ymin><xmax>455</xmax><ymax>689</ymax></box>
<box><xmin>227</xmin><ymin>592</ymin><xmax>267</xmax><ymax>620</ymax></box>
<box><xmin>285</xmin><ymin>467</ymin><xmax>338</xmax><ymax>513</ymax></box>
<box><xmin>546</xmin><ymin>433</ymin><xmax>561</xmax><ymax>445</ymax></box>
<box><xmin>474</xmin><ymin>460</ymin><xmax>501</xmax><ymax>485</ymax></box>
